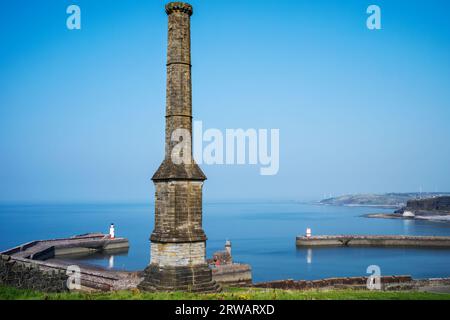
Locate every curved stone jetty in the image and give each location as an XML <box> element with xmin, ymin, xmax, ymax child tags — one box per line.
<box><xmin>1</xmin><ymin>233</ymin><xmax>129</xmax><ymax>260</ymax></box>
<box><xmin>296</xmin><ymin>235</ymin><xmax>450</xmax><ymax>247</ymax></box>
<box><xmin>0</xmin><ymin>234</ymin><xmax>140</xmax><ymax>292</ymax></box>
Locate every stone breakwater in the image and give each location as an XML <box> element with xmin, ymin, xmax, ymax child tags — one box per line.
<box><xmin>0</xmin><ymin>234</ymin><xmax>141</xmax><ymax>292</ymax></box>
<box><xmin>251</xmin><ymin>276</ymin><xmax>450</xmax><ymax>292</ymax></box>
<box><xmin>296</xmin><ymin>235</ymin><xmax>450</xmax><ymax>247</ymax></box>
<box><xmin>1</xmin><ymin>233</ymin><xmax>130</xmax><ymax>259</ymax></box>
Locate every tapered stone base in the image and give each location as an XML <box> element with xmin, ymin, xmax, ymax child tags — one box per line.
<box><xmin>138</xmin><ymin>264</ymin><xmax>221</xmax><ymax>293</ymax></box>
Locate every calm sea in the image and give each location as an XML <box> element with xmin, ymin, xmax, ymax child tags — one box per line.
<box><xmin>1</xmin><ymin>202</ymin><xmax>450</xmax><ymax>282</ymax></box>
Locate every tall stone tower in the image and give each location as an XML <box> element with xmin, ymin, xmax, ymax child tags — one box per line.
<box><xmin>139</xmin><ymin>2</ymin><xmax>219</xmax><ymax>293</ymax></box>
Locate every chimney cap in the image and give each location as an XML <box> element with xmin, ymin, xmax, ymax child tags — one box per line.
<box><xmin>165</xmin><ymin>2</ymin><xmax>193</xmax><ymax>16</ymax></box>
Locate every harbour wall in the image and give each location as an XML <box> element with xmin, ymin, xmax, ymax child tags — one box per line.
<box><xmin>296</xmin><ymin>235</ymin><xmax>450</xmax><ymax>247</ymax></box>
<box><xmin>0</xmin><ymin>234</ymin><xmax>138</xmax><ymax>292</ymax></box>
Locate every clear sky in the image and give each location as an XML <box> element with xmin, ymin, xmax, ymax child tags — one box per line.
<box><xmin>1</xmin><ymin>0</ymin><xmax>450</xmax><ymax>203</ymax></box>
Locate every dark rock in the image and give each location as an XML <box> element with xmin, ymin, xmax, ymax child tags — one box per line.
<box><xmin>406</xmin><ymin>196</ymin><xmax>450</xmax><ymax>212</ymax></box>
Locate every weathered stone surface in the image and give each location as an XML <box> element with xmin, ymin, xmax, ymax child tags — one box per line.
<box><xmin>143</xmin><ymin>2</ymin><xmax>218</xmax><ymax>293</ymax></box>
<box><xmin>0</xmin><ymin>257</ymin><xmax>69</xmax><ymax>292</ymax></box>
<box><xmin>152</xmin><ymin>181</ymin><xmax>206</xmax><ymax>243</ymax></box>
<box><xmin>1</xmin><ymin>254</ymin><xmax>11</xmax><ymax>262</ymax></box>
<box><xmin>211</xmin><ymin>264</ymin><xmax>252</xmax><ymax>286</ymax></box>
<box><xmin>252</xmin><ymin>275</ymin><xmax>414</xmax><ymax>290</ymax></box>
<box><xmin>250</xmin><ymin>276</ymin><xmax>450</xmax><ymax>293</ymax></box>
<box><xmin>153</xmin><ymin>161</ymin><xmax>206</xmax><ymax>181</ymax></box>
<box><xmin>151</xmin><ymin>242</ymin><xmax>205</xmax><ymax>267</ymax></box>
<box><xmin>165</xmin><ymin>2</ymin><xmax>193</xmax><ymax>17</ymax></box>
<box><xmin>139</xmin><ymin>264</ymin><xmax>220</xmax><ymax>293</ymax></box>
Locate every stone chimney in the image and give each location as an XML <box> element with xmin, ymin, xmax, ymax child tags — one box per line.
<box><xmin>139</xmin><ymin>2</ymin><xmax>219</xmax><ymax>293</ymax></box>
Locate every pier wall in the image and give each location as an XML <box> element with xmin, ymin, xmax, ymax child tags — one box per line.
<box><xmin>296</xmin><ymin>235</ymin><xmax>450</xmax><ymax>247</ymax></box>
<box><xmin>0</xmin><ymin>234</ymin><xmax>137</xmax><ymax>292</ymax></box>
<box><xmin>0</xmin><ymin>254</ymin><xmax>140</xmax><ymax>292</ymax></box>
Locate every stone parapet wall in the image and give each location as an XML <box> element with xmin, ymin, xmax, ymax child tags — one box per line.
<box><xmin>251</xmin><ymin>276</ymin><xmax>450</xmax><ymax>292</ymax></box>
<box><xmin>211</xmin><ymin>264</ymin><xmax>252</xmax><ymax>286</ymax></box>
<box><xmin>0</xmin><ymin>255</ymin><xmax>68</xmax><ymax>292</ymax></box>
<box><xmin>251</xmin><ymin>275</ymin><xmax>413</xmax><ymax>290</ymax></box>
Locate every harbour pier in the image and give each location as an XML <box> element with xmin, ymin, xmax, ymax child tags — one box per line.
<box><xmin>296</xmin><ymin>235</ymin><xmax>450</xmax><ymax>247</ymax></box>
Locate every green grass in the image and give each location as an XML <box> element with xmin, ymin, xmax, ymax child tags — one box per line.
<box><xmin>1</xmin><ymin>285</ymin><xmax>450</xmax><ymax>300</ymax></box>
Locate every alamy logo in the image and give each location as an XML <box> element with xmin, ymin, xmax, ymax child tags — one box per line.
<box><xmin>366</xmin><ymin>265</ymin><xmax>382</xmax><ymax>290</ymax></box>
<box><xmin>66</xmin><ymin>5</ymin><xmax>81</xmax><ymax>30</ymax></box>
<box><xmin>66</xmin><ymin>265</ymin><xmax>81</xmax><ymax>290</ymax></box>
<box><xmin>367</xmin><ymin>5</ymin><xmax>382</xmax><ymax>30</ymax></box>
<box><xmin>171</xmin><ymin>121</ymin><xmax>280</xmax><ymax>176</ymax></box>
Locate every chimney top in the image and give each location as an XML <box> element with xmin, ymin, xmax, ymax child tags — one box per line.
<box><xmin>165</xmin><ymin>2</ymin><xmax>193</xmax><ymax>16</ymax></box>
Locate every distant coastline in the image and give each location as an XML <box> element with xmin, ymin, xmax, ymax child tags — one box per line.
<box><xmin>364</xmin><ymin>212</ymin><xmax>450</xmax><ymax>223</ymax></box>
<box><xmin>364</xmin><ymin>195</ymin><xmax>450</xmax><ymax>223</ymax></box>
<box><xmin>320</xmin><ymin>203</ymin><xmax>399</xmax><ymax>209</ymax></box>
<box><xmin>317</xmin><ymin>192</ymin><xmax>450</xmax><ymax>208</ymax></box>
<box><xmin>315</xmin><ymin>193</ymin><xmax>450</xmax><ymax>223</ymax></box>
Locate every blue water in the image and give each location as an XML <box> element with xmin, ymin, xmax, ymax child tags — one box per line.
<box><xmin>1</xmin><ymin>202</ymin><xmax>450</xmax><ymax>282</ymax></box>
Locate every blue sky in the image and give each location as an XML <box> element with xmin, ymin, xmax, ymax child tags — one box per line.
<box><xmin>1</xmin><ymin>0</ymin><xmax>450</xmax><ymax>202</ymax></box>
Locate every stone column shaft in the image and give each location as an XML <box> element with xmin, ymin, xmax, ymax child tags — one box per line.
<box><xmin>140</xmin><ymin>2</ymin><xmax>219</xmax><ymax>293</ymax></box>
<box><xmin>165</xmin><ymin>8</ymin><xmax>193</xmax><ymax>159</ymax></box>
